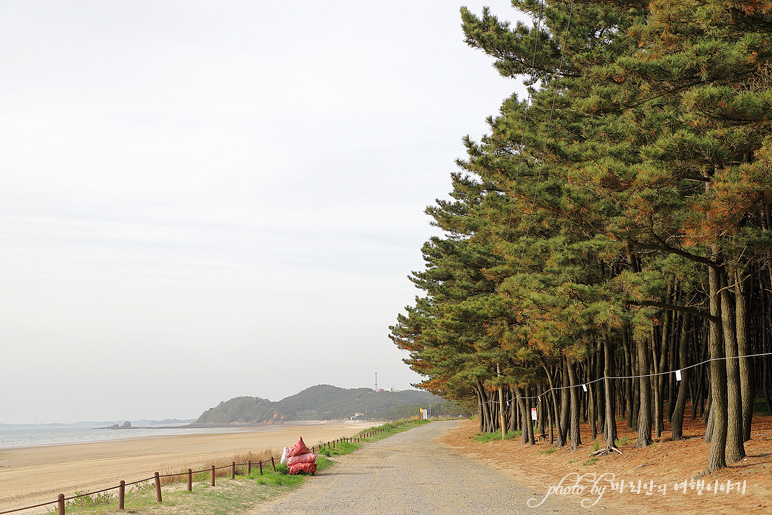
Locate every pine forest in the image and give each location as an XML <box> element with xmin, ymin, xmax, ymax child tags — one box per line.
<box><xmin>390</xmin><ymin>0</ymin><xmax>772</xmax><ymax>474</ymax></box>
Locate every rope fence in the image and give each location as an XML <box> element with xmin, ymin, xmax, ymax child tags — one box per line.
<box><xmin>480</xmin><ymin>350</ymin><xmax>772</xmax><ymax>405</ymax></box>
<box><xmin>0</xmin><ymin>423</ymin><xmax>403</xmax><ymax>515</ymax></box>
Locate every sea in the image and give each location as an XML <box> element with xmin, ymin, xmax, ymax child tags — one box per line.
<box><xmin>0</xmin><ymin>424</ymin><xmax>247</xmax><ymax>450</ymax></box>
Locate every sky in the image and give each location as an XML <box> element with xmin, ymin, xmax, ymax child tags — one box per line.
<box><xmin>0</xmin><ymin>0</ymin><xmax>528</xmax><ymax>424</ymax></box>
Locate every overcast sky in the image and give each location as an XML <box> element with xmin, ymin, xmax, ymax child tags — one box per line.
<box><xmin>0</xmin><ymin>1</ymin><xmax>527</xmax><ymax>424</ymax></box>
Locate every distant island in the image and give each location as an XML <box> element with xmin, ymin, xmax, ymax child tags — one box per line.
<box><xmin>100</xmin><ymin>421</ymin><xmax>134</xmax><ymax>430</ymax></box>
<box><xmin>193</xmin><ymin>384</ymin><xmax>469</xmax><ymax>425</ymax></box>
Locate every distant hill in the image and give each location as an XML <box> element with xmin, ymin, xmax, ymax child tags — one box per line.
<box><xmin>195</xmin><ymin>385</ymin><xmax>467</xmax><ymax>424</ymax></box>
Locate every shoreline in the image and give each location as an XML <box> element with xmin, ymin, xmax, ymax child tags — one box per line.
<box><xmin>0</xmin><ymin>422</ymin><xmax>372</xmax><ymax>513</ymax></box>
<box><xmin>0</xmin><ymin>419</ymin><xmax>372</xmax><ymax>452</ymax></box>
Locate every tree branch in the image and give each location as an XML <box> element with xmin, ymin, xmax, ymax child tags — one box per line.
<box><xmin>627</xmin><ymin>300</ymin><xmax>719</xmax><ymax>324</ymax></box>
<box><xmin>627</xmin><ymin>237</ymin><xmax>718</xmax><ymax>268</ymax></box>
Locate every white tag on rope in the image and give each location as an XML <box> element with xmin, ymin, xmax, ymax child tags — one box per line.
<box><xmin>675</xmin><ymin>370</ymin><xmax>682</xmax><ymax>381</ymax></box>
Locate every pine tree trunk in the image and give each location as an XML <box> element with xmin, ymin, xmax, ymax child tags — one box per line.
<box><xmin>735</xmin><ymin>270</ymin><xmax>753</xmax><ymax>442</ymax></box>
<box><xmin>547</xmin><ymin>391</ymin><xmax>555</xmax><ymax>444</ymax></box>
<box><xmin>764</xmin><ymin>353</ymin><xmax>772</xmax><ymax>416</ymax></box>
<box><xmin>497</xmin><ymin>364</ymin><xmax>506</xmax><ymax>440</ymax></box>
<box><xmin>706</xmin><ymin>263</ymin><xmax>728</xmax><ymax>473</ymax></box>
<box><xmin>720</xmin><ymin>270</ymin><xmax>745</xmax><ymax>464</ymax></box>
<box><xmin>672</xmin><ymin>313</ymin><xmax>691</xmax><ymax>440</ymax></box>
<box><xmin>651</xmin><ymin>328</ymin><xmax>663</xmax><ymax>439</ymax></box>
<box><xmin>704</xmin><ymin>400</ymin><xmax>714</xmax><ymax>443</ymax></box>
<box><xmin>656</xmin><ymin>286</ymin><xmax>672</xmax><ymax>436</ymax></box>
<box><xmin>668</xmin><ymin>310</ymin><xmax>678</xmax><ymax>422</ymax></box>
<box><xmin>560</xmin><ymin>360</ymin><xmax>570</xmax><ymax>445</ymax></box>
<box><xmin>604</xmin><ymin>332</ymin><xmax>618</xmax><ymax>449</ymax></box>
<box><xmin>623</xmin><ymin>332</ymin><xmax>634</xmax><ymax>429</ymax></box>
<box><xmin>538</xmin><ymin>387</ymin><xmax>546</xmax><ymax>438</ymax></box>
<box><xmin>567</xmin><ymin>357</ymin><xmax>582</xmax><ymax>450</ymax></box>
<box><xmin>474</xmin><ymin>383</ymin><xmax>485</xmax><ymax>433</ymax></box>
<box><xmin>542</xmin><ymin>360</ymin><xmax>565</xmax><ymax>446</ymax></box>
<box><xmin>509</xmin><ymin>388</ymin><xmax>518</xmax><ymax>433</ymax></box>
<box><xmin>594</xmin><ymin>340</ymin><xmax>604</xmax><ymax>434</ymax></box>
<box><xmin>633</xmin><ymin>371</ymin><xmax>640</xmax><ymax>428</ymax></box>
<box><xmin>760</xmin><ymin>278</ymin><xmax>772</xmax><ymax>416</ymax></box>
<box><xmin>702</xmin><ymin>387</ymin><xmax>712</xmax><ymax>425</ymax></box>
<box><xmin>525</xmin><ymin>393</ymin><xmax>535</xmax><ymax>445</ymax></box>
<box><xmin>514</xmin><ymin>387</ymin><xmax>529</xmax><ymax>444</ymax></box>
<box><xmin>477</xmin><ymin>381</ymin><xmax>493</xmax><ymax>433</ymax></box>
<box><xmin>490</xmin><ymin>396</ymin><xmax>499</xmax><ymax>433</ymax></box>
<box><xmin>588</xmin><ymin>354</ymin><xmax>597</xmax><ymax>440</ymax></box>
<box><xmin>636</xmin><ymin>333</ymin><xmax>653</xmax><ymax>448</ymax></box>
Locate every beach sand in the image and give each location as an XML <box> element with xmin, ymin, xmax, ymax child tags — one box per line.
<box><xmin>0</xmin><ymin>422</ymin><xmax>372</xmax><ymax>513</ymax></box>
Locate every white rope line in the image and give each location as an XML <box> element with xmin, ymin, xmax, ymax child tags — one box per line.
<box><xmin>479</xmin><ymin>351</ymin><xmax>772</xmax><ymax>403</ymax></box>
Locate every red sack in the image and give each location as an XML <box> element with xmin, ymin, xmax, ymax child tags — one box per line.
<box><xmin>288</xmin><ymin>462</ymin><xmax>317</xmax><ymax>475</ymax></box>
<box><xmin>286</xmin><ymin>437</ymin><xmax>310</xmax><ymax>458</ymax></box>
<box><xmin>286</xmin><ymin>453</ymin><xmax>316</xmax><ymax>466</ymax></box>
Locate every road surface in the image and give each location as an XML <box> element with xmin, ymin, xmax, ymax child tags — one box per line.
<box><xmin>246</xmin><ymin>421</ymin><xmax>583</xmax><ymax>514</ymax></box>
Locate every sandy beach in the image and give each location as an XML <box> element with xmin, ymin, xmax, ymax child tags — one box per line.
<box><xmin>0</xmin><ymin>422</ymin><xmax>372</xmax><ymax>513</ymax></box>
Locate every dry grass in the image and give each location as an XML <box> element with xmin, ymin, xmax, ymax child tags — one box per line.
<box><xmin>158</xmin><ymin>449</ymin><xmax>279</xmax><ymax>485</ymax></box>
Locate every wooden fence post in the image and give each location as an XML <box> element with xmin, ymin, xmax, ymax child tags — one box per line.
<box><xmin>211</xmin><ymin>465</ymin><xmax>216</xmax><ymax>486</ymax></box>
<box><xmin>232</xmin><ymin>462</ymin><xmax>236</xmax><ymax>479</ymax></box>
<box><xmin>271</xmin><ymin>456</ymin><xmax>276</xmax><ymax>471</ymax></box>
<box><xmin>154</xmin><ymin>472</ymin><xmax>162</xmax><ymax>503</ymax></box>
<box><xmin>187</xmin><ymin>469</ymin><xmax>192</xmax><ymax>492</ymax></box>
<box><xmin>119</xmin><ymin>480</ymin><xmax>125</xmax><ymax>510</ymax></box>
<box><xmin>259</xmin><ymin>460</ymin><xmax>263</xmax><ymax>475</ymax></box>
<box><xmin>57</xmin><ymin>493</ymin><xmax>65</xmax><ymax>515</ymax></box>
<box><xmin>248</xmin><ymin>460</ymin><xmax>252</xmax><ymax>475</ymax></box>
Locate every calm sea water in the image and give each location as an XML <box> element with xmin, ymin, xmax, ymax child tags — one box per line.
<box><xmin>0</xmin><ymin>425</ymin><xmax>247</xmax><ymax>450</ymax></box>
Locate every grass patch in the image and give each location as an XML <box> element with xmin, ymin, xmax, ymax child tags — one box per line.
<box><xmin>251</xmin><ymin>465</ymin><xmax>306</xmax><ymax>486</ymax></box>
<box><xmin>753</xmin><ymin>396</ymin><xmax>770</xmax><ymax>415</ymax></box>
<box><xmin>473</xmin><ymin>430</ymin><xmax>521</xmax><ymax>442</ymax></box>
<box><xmin>582</xmin><ymin>457</ymin><xmax>599</xmax><ymax>466</ymax></box>
<box><xmin>354</xmin><ymin>419</ymin><xmax>430</xmax><ymax>443</ymax></box>
<box><xmin>65</xmin><ymin>491</ymin><xmax>115</xmax><ymax>510</ymax></box>
<box><xmin>616</xmin><ymin>435</ymin><xmax>630</xmax><ymax>447</ymax></box>
<box><xmin>47</xmin><ymin>469</ymin><xmax>302</xmax><ymax>515</ymax></box>
<box><xmin>316</xmin><ymin>440</ymin><xmax>361</xmax><ymax>458</ymax></box>
<box><xmin>538</xmin><ymin>448</ymin><xmax>557</xmax><ymax>455</ymax></box>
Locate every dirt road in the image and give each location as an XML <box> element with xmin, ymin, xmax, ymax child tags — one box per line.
<box><xmin>246</xmin><ymin>421</ymin><xmax>580</xmax><ymax>514</ymax></box>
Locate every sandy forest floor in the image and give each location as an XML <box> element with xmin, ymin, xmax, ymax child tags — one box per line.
<box><xmin>441</xmin><ymin>414</ymin><xmax>772</xmax><ymax>514</ymax></box>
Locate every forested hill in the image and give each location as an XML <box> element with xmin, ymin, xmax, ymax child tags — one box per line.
<box><xmin>194</xmin><ymin>385</ymin><xmax>465</xmax><ymax>424</ymax></box>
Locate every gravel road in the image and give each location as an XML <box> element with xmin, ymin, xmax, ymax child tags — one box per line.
<box><xmin>246</xmin><ymin>421</ymin><xmax>578</xmax><ymax>514</ymax></box>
